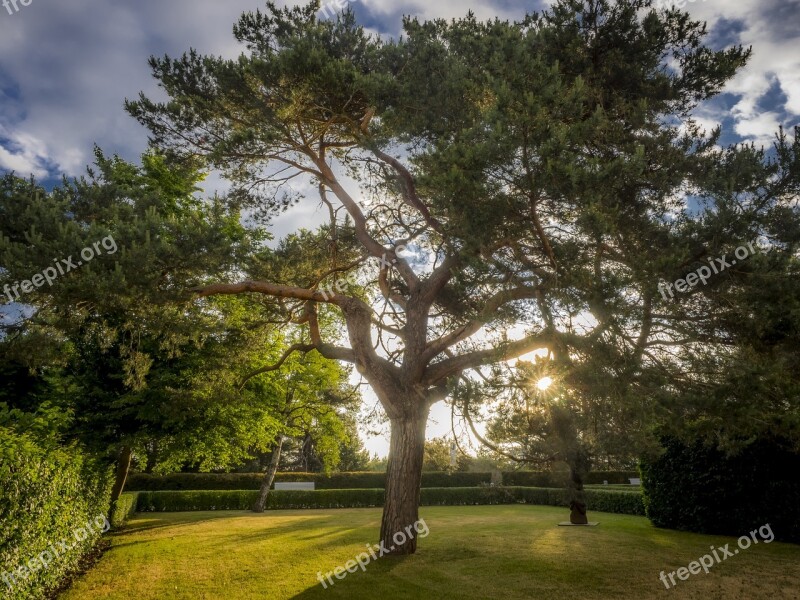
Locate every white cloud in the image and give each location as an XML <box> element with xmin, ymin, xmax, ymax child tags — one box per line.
<box><xmin>733</xmin><ymin>110</ymin><xmax>781</xmax><ymax>146</ymax></box>
<box><xmin>0</xmin><ymin>125</ymin><xmax>50</xmax><ymax>177</ymax></box>
<box><xmin>364</xmin><ymin>0</ymin><xmax>520</xmax><ymax>22</ymax></box>
<box><xmin>686</xmin><ymin>0</ymin><xmax>800</xmax><ymax>143</ymax></box>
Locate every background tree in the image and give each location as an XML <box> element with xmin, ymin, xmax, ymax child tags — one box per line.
<box><xmin>423</xmin><ymin>436</ymin><xmax>472</xmax><ymax>472</ymax></box>
<box><xmin>331</xmin><ymin>414</ymin><xmax>372</xmax><ymax>471</ymax></box>
<box><xmin>0</xmin><ymin>153</ymin><xmax>279</xmax><ymax>505</ymax></box>
<box><xmin>240</xmin><ymin>333</ymin><xmax>360</xmax><ymax>512</ymax></box>
<box><xmin>478</xmin><ymin>361</ymin><xmax>597</xmax><ymax>523</ymax></box>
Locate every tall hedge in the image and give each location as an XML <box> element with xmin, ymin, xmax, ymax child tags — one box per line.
<box><xmin>125</xmin><ymin>470</ymin><xmax>639</xmax><ymax>491</ymax></box>
<box><xmin>641</xmin><ymin>437</ymin><xmax>800</xmax><ymax>543</ymax></box>
<box><xmin>0</xmin><ymin>428</ymin><xmax>112</xmax><ymax>600</ymax></box>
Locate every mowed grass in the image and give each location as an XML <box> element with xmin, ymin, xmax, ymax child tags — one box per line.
<box><xmin>61</xmin><ymin>506</ymin><xmax>800</xmax><ymax>600</ymax></box>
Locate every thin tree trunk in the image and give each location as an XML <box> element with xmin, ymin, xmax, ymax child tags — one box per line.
<box><xmin>109</xmin><ymin>445</ymin><xmax>133</xmax><ymax>521</ymax></box>
<box><xmin>380</xmin><ymin>406</ymin><xmax>429</xmax><ymax>555</ymax></box>
<box><xmin>568</xmin><ymin>467</ymin><xmax>589</xmax><ymax>524</ymax></box>
<box><xmin>144</xmin><ymin>440</ymin><xmax>158</xmax><ymax>474</ymax></box>
<box><xmin>252</xmin><ymin>436</ymin><xmax>284</xmax><ymax>513</ymax></box>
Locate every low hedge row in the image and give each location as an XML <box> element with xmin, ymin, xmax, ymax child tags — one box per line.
<box><xmin>135</xmin><ymin>489</ymin><xmax>385</xmax><ymax>511</ymax></box>
<box><xmin>135</xmin><ymin>486</ymin><xmax>645</xmax><ymax>515</ymax></box>
<box><xmin>0</xmin><ymin>428</ymin><xmax>112</xmax><ymax>600</ymax></box>
<box><xmin>126</xmin><ymin>470</ymin><xmax>639</xmax><ymax>491</ymax></box>
<box><xmin>502</xmin><ymin>471</ymin><xmax>637</xmax><ymax>486</ymax></box>
<box><xmin>419</xmin><ymin>487</ymin><xmax>644</xmax><ymax>515</ymax></box>
<box><xmin>126</xmin><ymin>472</ymin><xmax>488</xmax><ymax>490</ymax></box>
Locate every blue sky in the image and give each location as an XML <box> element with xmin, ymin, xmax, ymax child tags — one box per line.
<box><xmin>1</xmin><ymin>0</ymin><xmax>798</xmax><ymax>456</ymax></box>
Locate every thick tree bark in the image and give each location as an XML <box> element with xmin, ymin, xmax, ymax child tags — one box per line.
<box><xmin>252</xmin><ymin>436</ymin><xmax>284</xmax><ymax>513</ymax></box>
<box><xmin>380</xmin><ymin>406</ymin><xmax>429</xmax><ymax>555</ymax></box>
<box><xmin>109</xmin><ymin>445</ymin><xmax>133</xmax><ymax>521</ymax></box>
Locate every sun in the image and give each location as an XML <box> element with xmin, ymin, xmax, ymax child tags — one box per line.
<box><xmin>536</xmin><ymin>376</ymin><xmax>553</xmax><ymax>391</ymax></box>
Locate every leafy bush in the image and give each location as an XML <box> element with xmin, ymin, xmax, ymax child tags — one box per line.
<box><xmin>640</xmin><ymin>437</ymin><xmax>800</xmax><ymax>542</ymax></box>
<box><xmin>126</xmin><ymin>470</ymin><xmax>638</xmax><ymax>491</ymax></box>
<box><xmin>110</xmin><ymin>493</ymin><xmax>139</xmax><ymax>529</ymax></box>
<box><xmin>0</xmin><ymin>428</ymin><xmax>112</xmax><ymax>600</ymax></box>
<box><xmin>135</xmin><ymin>486</ymin><xmax>644</xmax><ymax>515</ymax></box>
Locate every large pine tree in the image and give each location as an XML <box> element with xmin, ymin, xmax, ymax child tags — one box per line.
<box><xmin>125</xmin><ymin>0</ymin><xmax>797</xmax><ymax>553</ymax></box>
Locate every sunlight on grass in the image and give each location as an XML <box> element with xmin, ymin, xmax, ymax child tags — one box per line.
<box><xmin>61</xmin><ymin>506</ymin><xmax>800</xmax><ymax>600</ymax></box>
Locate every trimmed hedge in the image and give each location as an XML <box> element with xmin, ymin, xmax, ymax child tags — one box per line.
<box><xmin>135</xmin><ymin>486</ymin><xmax>644</xmax><ymax>515</ymax></box>
<box><xmin>126</xmin><ymin>471</ymin><xmax>489</xmax><ymax>491</ymax></box>
<box><xmin>503</xmin><ymin>471</ymin><xmax>638</xmax><ymax>486</ymax></box>
<box><xmin>136</xmin><ymin>489</ymin><xmax>385</xmax><ymax>511</ymax></box>
<box><xmin>0</xmin><ymin>428</ymin><xmax>112</xmax><ymax>600</ymax></box>
<box><xmin>126</xmin><ymin>470</ymin><xmax>639</xmax><ymax>491</ymax></box>
<box><xmin>586</xmin><ymin>471</ymin><xmax>639</xmax><ymax>485</ymax></box>
<box><xmin>641</xmin><ymin>437</ymin><xmax>800</xmax><ymax>543</ymax></box>
<box><xmin>110</xmin><ymin>492</ymin><xmax>139</xmax><ymax>529</ymax></box>
<box><xmin>419</xmin><ymin>487</ymin><xmax>644</xmax><ymax>515</ymax></box>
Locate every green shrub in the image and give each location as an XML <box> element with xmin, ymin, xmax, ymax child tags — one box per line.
<box><xmin>135</xmin><ymin>486</ymin><xmax>644</xmax><ymax>515</ymax></box>
<box><xmin>585</xmin><ymin>490</ymin><xmax>645</xmax><ymax>515</ymax></box>
<box><xmin>641</xmin><ymin>437</ymin><xmax>800</xmax><ymax>542</ymax></box>
<box><xmin>126</xmin><ymin>473</ymin><xmax>263</xmax><ymax>491</ymax></box>
<box><xmin>500</xmin><ymin>472</ymin><xmax>561</xmax><ymax>487</ymax></box>
<box><xmin>0</xmin><ymin>428</ymin><xmax>112</xmax><ymax>600</ymax></box>
<box><xmin>110</xmin><ymin>492</ymin><xmax>139</xmax><ymax>529</ymax></box>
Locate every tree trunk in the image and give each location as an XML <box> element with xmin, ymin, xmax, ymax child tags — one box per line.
<box><xmin>109</xmin><ymin>445</ymin><xmax>133</xmax><ymax>521</ymax></box>
<box><xmin>568</xmin><ymin>467</ymin><xmax>589</xmax><ymax>524</ymax></box>
<box><xmin>252</xmin><ymin>436</ymin><xmax>284</xmax><ymax>513</ymax></box>
<box><xmin>144</xmin><ymin>440</ymin><xmax>158</xmax><ymax>474</ymax></box>
<box><xmin>380</xmin><ymin>407</ymin><xmax>429</xmax><ymax>555</ymax></box>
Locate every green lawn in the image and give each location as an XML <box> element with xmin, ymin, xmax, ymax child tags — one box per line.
<box><xmin>61</xmin><ymin>506</ymin><xmax>800</xmax><ymax>600</ymax></box>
